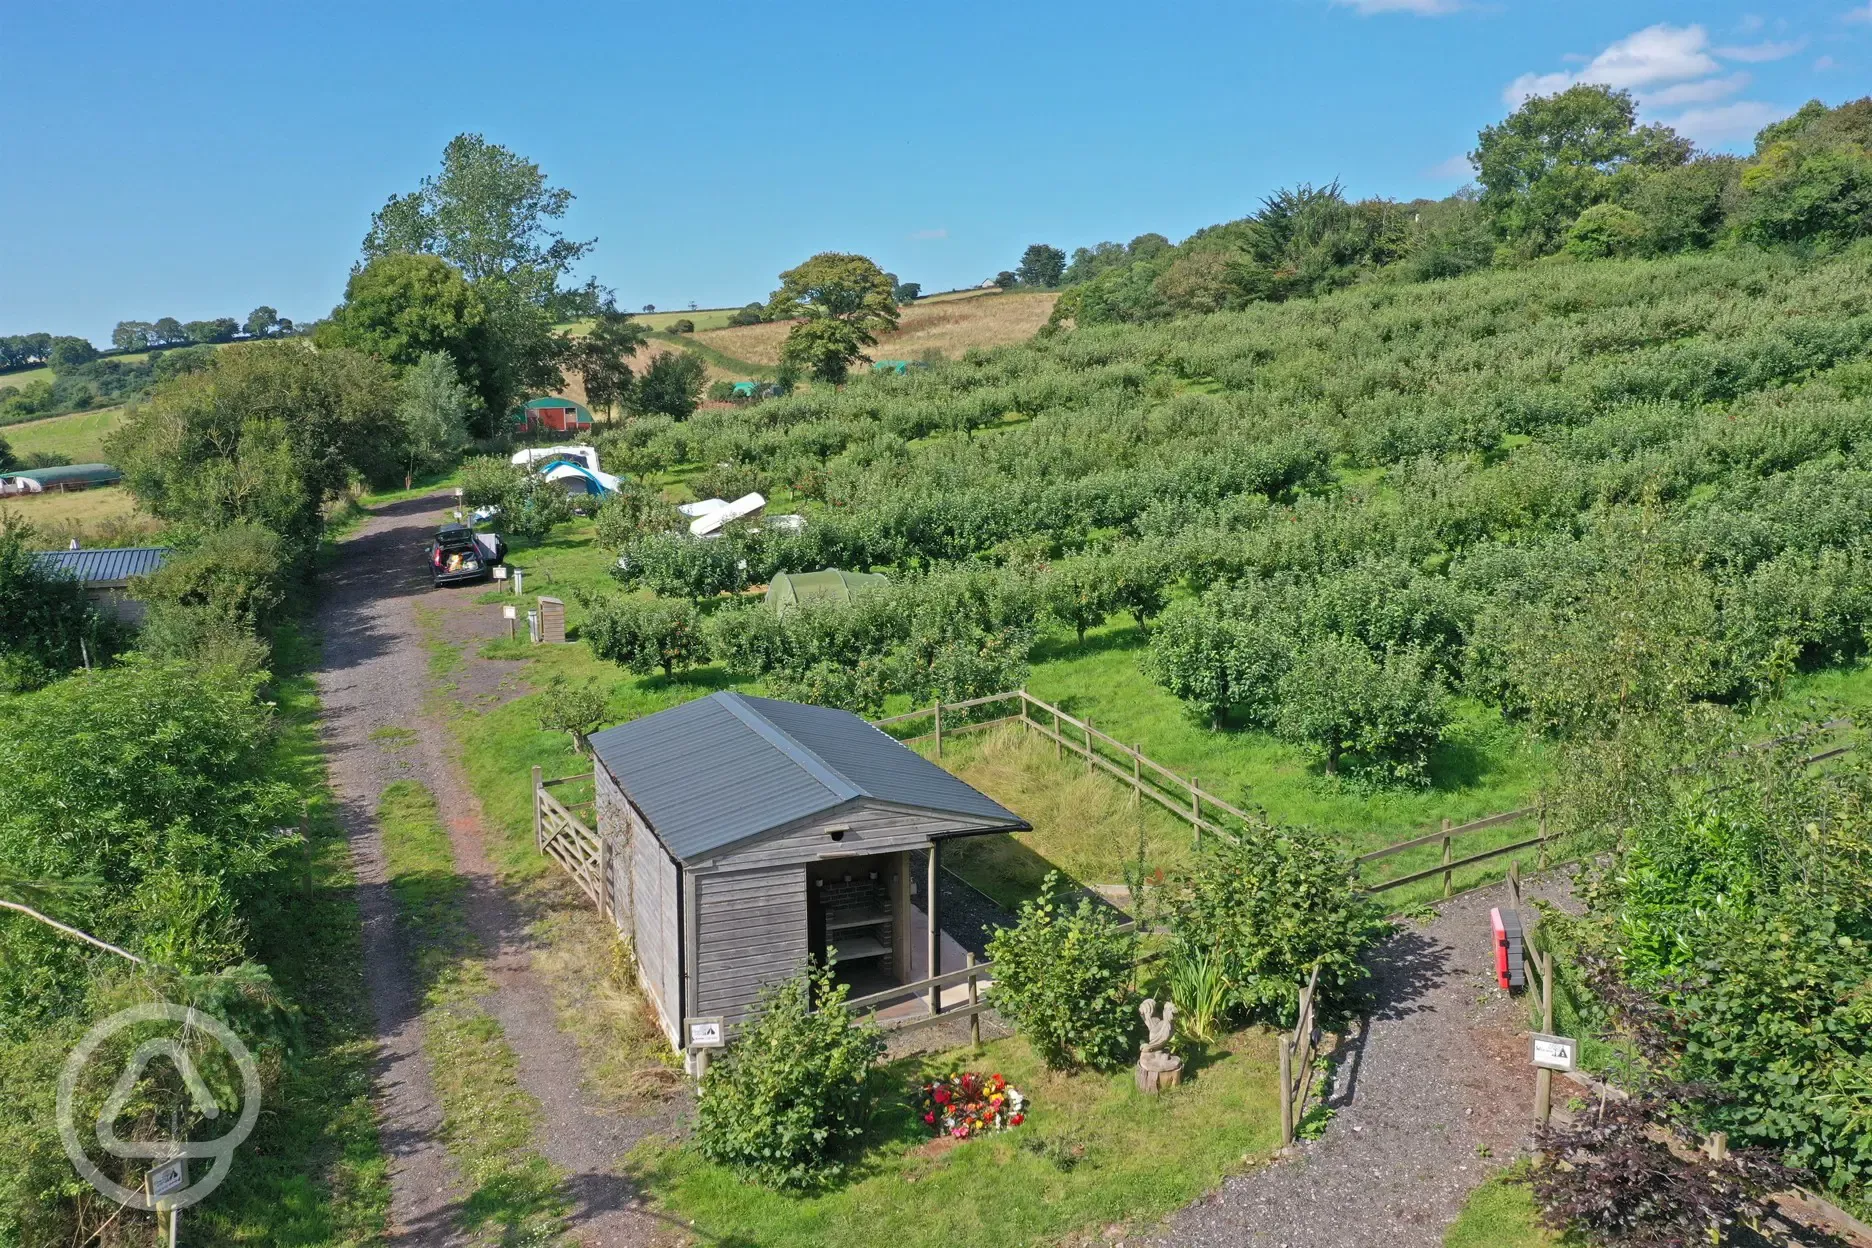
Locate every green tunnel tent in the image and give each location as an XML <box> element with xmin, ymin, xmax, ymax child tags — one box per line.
<box><xmin>764</xmin><ymin>569</ymin><xmax>890</xmax><ymax>612</ymax></box>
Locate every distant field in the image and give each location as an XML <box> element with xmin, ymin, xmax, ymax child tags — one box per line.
<box><xmin>692</xmin><ymin>291</ymin><xmax>1058</xmax><ymax>366</ymax></box>
<box><xmin>561</xmin><ymin>307</ymin><xmax>741</xmax><ymax>335</ymax></box>
<box><xmin>3</xmin><ymin>406</ymin><xmax>126</xmax><ymax>462</ymax></box>
<box><xmin>4</xmin><ymin>485</ymin><xmax>155</xmax><ymax>545</ymax></box>
<box><xmin>0</xmin><ymin>365</ymin><xmax>54</xmax><ymax>390</ymax></box>
<box><xmin>560</xmin><ymin>337</ymin><xmax>745</xmax><ymax>410</ymax></box>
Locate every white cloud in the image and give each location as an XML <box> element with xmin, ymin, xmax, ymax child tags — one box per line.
<box><xmin>1644</xmin><ymin>72</ymin><xmax>1752</xmax><ymax>107</ymax></box>
<box><xmin>1331</xmin><ymin>0</ymin><xmax>1462</xmax><ymax>13</ymax></box>
<box><xmin>1847</xmin><ymin>3</ymin><xmax>1872</xmax><ymax>23</ymax></box>
<box><xmin>1427</xmin><ymin>153</ymin><xmax>1473</xmax><ymax>179</ymax></box>
<box><xmin>1815</xmin><ymin>54</ymin><xmax>1840</xmax><ymax>70</ymax></box>
<box><xmin>1665</xmin><ymin>100</ymin><xmax>1790</xmax><ymax>144</ymax></box>
<box><xmin>1712</xmin><ymin>38</ymin><xmax>1806</xmax><ymax>61</ymax></box>
<box><xmin>910</xmin><ymin>228</ymin><xmax>947</xmax><ymax>241</ymax></box>
<box><xmin>1503</xmin><ymin>23</ymin><xmax>1719</xmax><ymax>105</ymax></box>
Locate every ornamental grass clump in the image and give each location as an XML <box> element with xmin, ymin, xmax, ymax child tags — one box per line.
<box><xmin>985</xmin><ymin>871</ymin><xmax>1138</xmax><ymax>1071</ymax></box>
<box><xmin>918</xmin><ymin>1071</ymin><xmax>1026</xmax><ymax>1139</ymax></box>
<box><xmin>692</xmin><ymin>962</ymin><xmax>884</xmax><ymax>1191</ymax></box>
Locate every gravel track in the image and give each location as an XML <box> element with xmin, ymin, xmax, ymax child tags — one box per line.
<box><xmin>1154</xmin><ymin>876</ymin><xmax>1575</xmax><ymax>1248</ymax></box>
<box><xmin>316</xmin><ymin>495</ymin><xmax>665</xmax><ymax>1247</ymax></box>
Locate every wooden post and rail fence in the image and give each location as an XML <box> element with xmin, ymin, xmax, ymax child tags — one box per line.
<box><xmin>1278</xmin><ymin>964</ymin><xmax>1323</xmax><ymax>1149</ymax></box>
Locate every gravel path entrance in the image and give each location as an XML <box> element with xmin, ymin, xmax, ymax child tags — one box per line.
<box><xmin>316</xmin><ymin>495</ymin><xmax>665</xmax><ymax>1247</ymax></box>
<box><xmin>1154</xmin><ymin>875</ymin><xmax>1575</xmax><ymax>1248</ymax></box>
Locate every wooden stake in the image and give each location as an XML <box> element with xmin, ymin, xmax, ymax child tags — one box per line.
<box><xmin>967</xmin><ymin>952</ymin><xmax>980</xmax><ymax>1047</ymax></box>
<box><xmin>934</xmin><ymin>702</ymin><xmax>944</xmax><ymax>758</ymax></box>
<box><xmin>1054</xmin><ymin>709</ymin><xmax>1062</xmax><ymax>760</ymax></box>
<box><xmin>926</xmin><ymin>844</ymin><xmax>942</xmax><ymax>1017</ymax></box>
<box><xmin>1279</xmin><ymin>1035</ymin><xmax>1294</xmax><ymax>1147</ymax></box>
<box><xmin>1533</xmin><ymin>949</ymin><xmax>1555</xmax><ymax>1128</ymax></box>
<box><xmin>1132</xmin><ymin>745</ymin><xmax>1141</xmax><ymax>807</ymax></box>
<box><xmin>1441</xmin><ymin>818</ymin><xmax>1453</xmax><ymax>898</ymax></box>
<box><xmin>532</xmin><ymin>766</ymin><xmax>544</xmax><ymax>851</ymax></box>
<box><xmin>1192</xmin><ymin>778</ymin><xmax>1203</xmax><ymax>847</ymax></box>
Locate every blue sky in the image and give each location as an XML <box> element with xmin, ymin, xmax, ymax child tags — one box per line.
<box><xmin>3</xmin><ymin>0</ymin><xmax>1867</xmax><ymax>342</ymax></box>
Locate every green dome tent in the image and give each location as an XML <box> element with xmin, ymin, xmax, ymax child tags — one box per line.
<box><xmin>763</xmin><ymin>569</ymin><xmax>889</xmax><ymax>613</ymax></box>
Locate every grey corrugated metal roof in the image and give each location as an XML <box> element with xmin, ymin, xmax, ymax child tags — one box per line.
<box><xmin>588</xmin><ymin>691</ymin><xmax>1027</xmax><ymax>863</ymax></box>
<box><xmin>32</xmin><ymin>547</ymin><xmax>170</xmax><ymax>585</ymax></box>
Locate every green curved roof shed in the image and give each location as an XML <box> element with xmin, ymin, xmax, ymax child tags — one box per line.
<box><xmin>764</xmin><ymin>568</ymin><xmax>890</xmax><ymax>612</ymax></box>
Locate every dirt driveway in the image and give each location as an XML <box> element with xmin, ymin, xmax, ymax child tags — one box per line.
<box><xmin>315</xmin><ymin>494</ymin><xmax>667</xmax><ymax>1246</ymax></box>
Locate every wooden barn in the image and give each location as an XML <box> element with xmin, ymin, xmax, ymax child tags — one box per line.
<box><xmin>583</xmin><ymin>691</ymin><xmax>1029</xmax><ymax>1049</ymax></box>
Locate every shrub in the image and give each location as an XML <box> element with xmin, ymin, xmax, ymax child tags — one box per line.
<box><xmin>1273</xmin><ymin>638</ymin><xmax>1448</xmax><ymax>783</ymax></box>
<box><xmin>582</xmin><ymin>594</ymin><xmax>705</xmax><ymax>678</ymax></box>
<box><xmin>706</xmin><ymin>379</ymin><xmax>738</xmax><ymax>403</ymax></box>
<box><xmin>133</xmin><ymin>523</ymin><xmax>286</xmax><ymax>634</ymax></box>
<box><xmin>635</xmin><ymin>351</ymin><xmax>706</xmax><ymax>420</ymax></box>
<box><xmin>729</xmin><ymin>303</ymin><xmax>765</xmax><ymax>327</ymax></box>
<box><xmin>985</xmin><ymin>872</ymin><xmax>1137</xmax><ymax>1071</ymax></box>
<box><xmin>693</xmin><ymin>962</ymin><xmax>884</xmax><ymax>1190</ymax></box>
<box><xmin>1565</xmin><ymin>203</ymin><xmax>1648</xmax><ymax>259</ymax></box>
<box><xmin>668</xmin><ymin>318</ymin><xmax>696</xmax><ymax>334</ymax></box>
<box><xmin>592</xmin><ymin>480</ymin><xmax>680</xmax><ymax>547</ymax></box>
<box><xmin>1157</xmin><ymin>824</ymin><xmax>1384</xmax><ymax>1028</ymax></box>
<box><xmin>691</xmin><ymin>461</ymin><xmax>771</xmax><ymax>503</ymax></box>
<box><xmin>0</xmin><ymin>513</ymin><xmax>101</xmax><ymax>687</ymax></box>
<box><xmin>615</xmin><ymin>531</ymin><xmax>747</xmax><ymax>601</ymax></box>
<box><xmin>535</xmin><ymin>675</ymin><xmax>608</xmax><ymax>753</ymax></box>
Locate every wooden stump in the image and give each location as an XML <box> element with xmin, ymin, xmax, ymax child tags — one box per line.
<box><xmin>1135</xmin><ymin>1061</ymin><xmax>1184</xmax><ymax>1094</ymax></box>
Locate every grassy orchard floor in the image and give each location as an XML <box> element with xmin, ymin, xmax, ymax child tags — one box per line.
<box><xmin>631</xmin><ymin>1027</ymin><xmax>1282</xmax><ymax>1248</ymax></box>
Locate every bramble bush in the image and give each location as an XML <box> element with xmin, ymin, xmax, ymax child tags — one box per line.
<box><xmin>693</xmin><ymin>962</ymin><xmax>884</xmax><ymax>1190</ymax></box>
<box><xmin>985</xmin><ymin>872</ymin><xmax>1138</xmax><ymax>1071</ymax></box>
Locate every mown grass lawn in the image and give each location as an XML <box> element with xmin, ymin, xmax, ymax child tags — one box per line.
<box><xmin>2</xmin><ymin>403</ymin><xmax>126</xmax><ymax>460</ymax></box>
<box><xmin>633</xmin><ymin>1027</ymin><xmax>1282</xmax><ymax>1248</ymax></box>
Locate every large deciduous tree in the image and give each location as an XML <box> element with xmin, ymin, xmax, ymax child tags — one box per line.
<box><xmin>766</xmin><ymin>253</ymin><xmax>900</xmax><ymax>385</ymax></box>
<box><xmin>1472</xmin><ymin>84</ymin><xmax>1692</xmax><ymax>252</ymax></box>
<box><xmin>1016</xmin><ymin>243</ymin><xmax>1067</xmax><ymax>289</ymax></box>
<box><xmin>107</xmin><ymin>342</ymin><xmax>399</xmax><ymax>561</ymax></box>
<box><xmin>394</xmin><ymin>352</ymin><xmax>474</xmax><ymax>488</ymax></box>
<box><xmin>315</xmin><ymin>253</ymin><xmax>497</xmax><ymax>427</ymax></box>
<box><xmin>242</xmin><ymin>306</ymin><xmax>280</xmax><ymax>338</ymax></box>
<box><xmin>634</xmin><ymin>350</ymin><xmax>706</xmax><ymax>420</ymax></box>
<box><xmin>359</xmin><ymin>133</ymin><xmax>593</xmax><ymax>415</ymax></box>
<box><xmin>568</xmin><ymin>304</ymin><xmax>648</xmax><ymax>421</ymax></box>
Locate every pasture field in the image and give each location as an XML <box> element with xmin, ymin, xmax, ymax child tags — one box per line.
<box><xmin>0</xmin><ymin>365</ymin><xmax>54</xmax><ymax>390</ymax></box>
<box><xmin>692</xmin><ymin>290</ymin><xmax>1058</xmax><ymax>365</ymax></box>
<box><xmin>3</xmin><ymin>404</ymin><xmax>125</xmax><ymax>461</ymax></box>
<box><xmin>561</xmin><ymin>307</ymin><xmax>741</xmax><ymax>335</ymax></box>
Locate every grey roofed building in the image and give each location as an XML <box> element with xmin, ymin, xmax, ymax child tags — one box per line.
<box><xmin>588</xmin><ymin>691</ymin><xmax>1028</xmax><ymax>863</ymax></box>
<box><xmin>31</xmin><ymin>546</ymin><xmax>170</xmax><ymax>625</ymax></box>
<box><xmin>581</xmin><ymin>690</ymin><xmax>1031</xmax><ymax>1046</ymax></box>
<box><xmin>33</xmin><ymin>546</ymin><xmax>170</xmax><ymax>586</ymax></box>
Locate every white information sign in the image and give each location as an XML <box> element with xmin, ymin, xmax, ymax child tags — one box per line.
<box><xmin>147</xmin><ymin>1158</ymin><xmax>187</xmax><ymax>1198</ymax></box>
<box><xmin>492</xmin><ymin>566</ymin><xmax>508</xmax><ymax>580</ymax></box>
<box><xmin>686</xmin><ymin>1017</ymin><xmax>726</xmax><ymax>1049</ymax></box>
<box><xmin>1531</xmin><ymin>1033</ymin><xmax>1578</xmax><ymax>1072</ymax></box>
<box><xmin>502</xmin><ymin>605</ymin><xmax>517</xmax><ymax>620</ymax></box>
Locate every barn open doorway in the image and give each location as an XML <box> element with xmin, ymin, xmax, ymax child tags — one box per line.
<box><xmin>806</xmin><ymin>851</ymin><xmax>910</xmax><ymax>1000</ymax></box>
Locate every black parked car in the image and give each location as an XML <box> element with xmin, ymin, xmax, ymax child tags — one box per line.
<box><xmin>429</xmin><ymin>523</ymin><xmax>505</xmax><ymax>587</ymax></box>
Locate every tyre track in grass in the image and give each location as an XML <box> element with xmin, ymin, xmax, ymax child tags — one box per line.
<box><xmin>317</xmin><ymin>493</ymin><xmax>667</xmax><ymax>1246</ymax></box>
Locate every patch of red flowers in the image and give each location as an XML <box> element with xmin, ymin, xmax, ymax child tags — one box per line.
<box><xmin>916</xmin><ymin>1071</ymin><xmax>1027</xmax><ymax>1140</ymax></box>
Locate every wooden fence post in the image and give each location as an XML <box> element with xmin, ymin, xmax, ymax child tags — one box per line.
<box><xmin>926</xmin><ymin>845</ymin><xmax>943</xmax><ymax>1018</ymax></box>
<box><xmin>967</xmin><ymin>952</ymin><xmax>980</xmax><ymax>1047</ymax></box>
<box><xmin>1533</xmin><ymin>949</ymin><xmax>1555</xmax><ymax>1129</ymax></box>
<box><xmin>1537</xmin><ymin>802</ymin><xmax>1549</xmax><ymax>871</ymax></box>
<box><xmin>1441</xmin><ymin>818</ymin><xmax>1454</xmax><ymax>898</ymax></box>
<box><xmin>598</xmin><ymin>835</ymin><xmax>613</xmax><ymax>923</ymax></box>
<box><xmin>1132</xmin><ymin>745</ymin><xmax>1142</xmax><ymax>807</ymax></box>
<box><xmin>1084</xmin><ymin>718</ymin><xmax>1094</xmax><ymax>774</ymax></box>
<box><xmin>934</xmin><ymin>702</ymin><xmax>944</xmax><ymax>759</ymax></box>
<box><xmin>1279</xmin><ymin>1034</ymin><xmax>1294</xmax><ymax>1148</ymax></box>
<box><xmin>1054</xmin><ymin>709</ymin><xmax>1062</xmax><ymax>760</ymax></box>
<box><xmin>532</xmin><ymin>766</ymin><xmax>543</xmax><ymax>851</ymax></box>
<box><xmin>1191</xmin><ymin>778</ymin><xmax>1203</xmax><ymax>847</ymax></box>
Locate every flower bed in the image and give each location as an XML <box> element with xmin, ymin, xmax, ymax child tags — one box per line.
<box><xmin>918</xmin><ymin>1072</ymin><xmax>1026</xmax><ymax>1139</ymax></box>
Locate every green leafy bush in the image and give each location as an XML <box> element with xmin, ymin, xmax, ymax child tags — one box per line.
<box><xmin>985</xmin><ymin>872</ymin><xmax>1138</xmax><ymax>1071</ymax></box>
<box><xmin>1273</xmin><ymin>638</ymin><xmax>1449</xmax><ymax>783</ymax></box>
<box><xmin>582</xmin><ymin>594</ymin><xmax>705</xmax><ymax>678</ymax></box>
<box><xmin>1564</xmin><ymin>203</ymin><xmax>1647</xmax><ymax>259</ymax></box>
<box><xmin>693</xmin><ymin>962</ymin><xmax>884</xmax><ymax>1190</ymax></box>
<box><xmin>1157</xmin><ymin>825</ymin><xmax>1385</xmax><ymax>1028</ymax></box>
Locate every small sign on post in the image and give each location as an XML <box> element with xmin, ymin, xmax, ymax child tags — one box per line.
<box><xmin>492</xmin><ymin>565</ymin><xmax>508</xmax><ymax>581</ymax></box>
<box><xmin>1531</xmin><ymin>1032</ymin><xmax>1578</xmax><ymax>1072</ymax></box>
<box><xmin>686</xmin><ymin>1015</ymin><xmax>727</xmax><ymax>1080</ymax></box>
<box><xmin>147</xmin><ymin>1157</ymin><xmax>187</xmax><ymax>1200</ymax></box>
<box><xmin>502</xmin><ymin>604</ymin><xmax>517</xmax><ymax>639</ymax></box>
